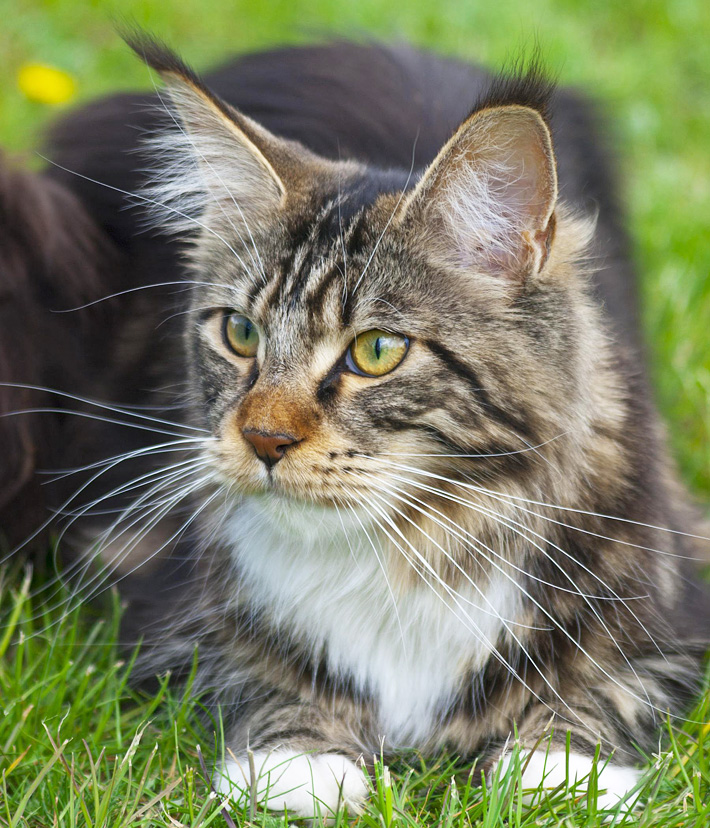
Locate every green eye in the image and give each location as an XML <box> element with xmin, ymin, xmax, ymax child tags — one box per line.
<box><xmin>348</xmin><ymin>329</ymin><xmax>409</xmax><ymax>377</ymax></box>
<box><xmin>224</xmin><ymin>313</ymin><xmax>260</xmax><ymax>357</ymax></box>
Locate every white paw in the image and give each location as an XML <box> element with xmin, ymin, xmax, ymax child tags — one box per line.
<box><xmin>216</xmin><ymin>748</ymin><xmax>368</xmax><ymax>818</ymax></box>
<box><xmin>497</xmin><ymin>749</ymin><xmax>641</xmax><ymax>810</ymax></box>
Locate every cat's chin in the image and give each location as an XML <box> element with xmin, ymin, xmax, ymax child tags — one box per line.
<box><xmin>233</xmin><ymin>491</ymin><xmax>370</xmax><ymax>543</ymax></box>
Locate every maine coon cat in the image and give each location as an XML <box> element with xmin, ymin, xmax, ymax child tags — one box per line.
<box><xmin>2</xmin><ymin>34</ymin><xmax>709</xmax><ymax>817</ymax></box>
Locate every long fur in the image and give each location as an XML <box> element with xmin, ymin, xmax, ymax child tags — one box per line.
<box><xmin>2</xmin><ymin>37</ymin><xmax>708</xmax><ymax>817</ymax></box>
<box><xmin>0</xmin><ymin>154</ymin><xmax>122</xmax><ymax>544</ymax></box>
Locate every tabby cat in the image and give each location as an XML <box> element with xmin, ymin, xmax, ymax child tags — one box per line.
<box><xmin>2</xmin><ymin>34</ymin><xmax>709</xmax><ymax>817</ymax></box>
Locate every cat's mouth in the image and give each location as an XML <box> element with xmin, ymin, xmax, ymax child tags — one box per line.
<box><xmin>217</xmin><ymin>457</ymin><xmax>354</xmax><ymax>509</ymax></box>
<box><xmin>212</xmin><ymin>431</ymin><xmax>376</xmax><ymax>509</ymax></box>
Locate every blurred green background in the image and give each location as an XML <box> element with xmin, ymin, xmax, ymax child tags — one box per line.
<box><xmin>2</xmin><ymin>0</ymin><xmax>709</xmax><ymax>500</ymax></box>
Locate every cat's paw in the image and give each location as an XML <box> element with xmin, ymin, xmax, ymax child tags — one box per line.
<box><xmin>216</xmin><ymin>748</ymin><xmax>368</xmax><ymax>818</ymax></box>
<box><xmin>496</xmin><ymin>749</ymin><xmax>641</xmax><ymax>810</ymax></box>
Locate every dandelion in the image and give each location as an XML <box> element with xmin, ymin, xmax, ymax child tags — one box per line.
<box><xmin>18</xmin><ymin>63</ymin><xmax>77</xmax><ymax>105</ymax></box>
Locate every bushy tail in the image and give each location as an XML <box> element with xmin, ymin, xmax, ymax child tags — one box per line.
<box><xmin>0</xmin><ymin>153</ymin><xmax>121</xmax><ymax>546</ymax></box>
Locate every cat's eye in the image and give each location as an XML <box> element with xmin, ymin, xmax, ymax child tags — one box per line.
<box><xmin>347</xmin><ymin>329</ymin><xmax>409</xmax><ymax>377</ymax></box>
<box><xmin>224</xmin><ymin>313</ymin><xmax>260</xmax><ymax>358</ymax></box>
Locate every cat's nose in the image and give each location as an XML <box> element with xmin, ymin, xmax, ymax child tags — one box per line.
<box><xmin>242</xmin><ymin>429</ymin><xmax>298</xmax><ymax>468</ymax></box>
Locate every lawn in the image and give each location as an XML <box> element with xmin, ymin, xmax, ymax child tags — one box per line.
<box><xmin>1</xmin><ymin>0</ymin><xmax>709</xmax><ymax>825</ymax></box>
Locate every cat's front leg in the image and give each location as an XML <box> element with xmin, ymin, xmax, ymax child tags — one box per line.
<box><xmin>217</xmin><ymin>748</ymin><xmax>367</xmax><ymax>818</ymax></box>
<box><xmin>215</xmin><ymin>700</ymin><xmax>369</xmax><ymax>819</ymax></box>
<box><xmin>494</xmin><ymin>702</ymin><xmax>643</xmax><ymax>810</ymax></box>
<box><xmin>495</xmin><ymin>743</ymin><xmax>641</xmax><ymax>810</ymax></box>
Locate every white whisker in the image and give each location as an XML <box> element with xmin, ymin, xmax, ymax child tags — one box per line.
<box><xmin>353</xmin><ymin>490</ymin><xmax>577</xmax><ymax>728</ymax></box>
<box><xmin>367</xmin><ymin>454</ymin><xmax>710</xmax><ymax>550</ymax></box>
<box><xmin>48</xmin><ymin>280</ymin><xmax>239</xmax><ymax>313</ymax></box>
<box><xmin>0</xmin><ymin>381</ymin><xmax>210</xmax><ymax>433</ymax></box>
<box><xmin>0</xmin><ymin>407</ymin><xmax>200</xmax><ymax>440</ymax></box>
<box><xmin>34</xmin><ymin>477</ymin><xmax>217</xmax><ymax>637</ymax></box>
<box><xmin>336</xmin><ymin>164</ymin><xmax>349</xmax><ymax>310</ymax></box>
<box><xmin>54</xmin><ymin>471</ymin><xmax>212</xmax><ymax>604</ymax></box>
<box><xmin>41</xmin><ymin>437</ymin><xmax>210</xmax><ymax>484</ymax></box>
<box><xmin>39</xmin><ymin>155</ymin><xmax>257</xmax><ymax>283</ymax></box>
<box><xmin>365</xmin><ymin>470</ymin><xmax>657</xmax><ymax>710</ymax></box>
<box><xmin>56</xmin><ymin>458</ymin><xmax>211</xmax><ymax>520</ymax></box>
<box><xmin>342</xmin><ymin>498</ymin><xmax>408</xmax><ymax>656</ymax></box>
<box><xmin>80</xmin><ymin>477</ymin><xmax>219</xmax><ymax>602</ymax></box>
<box><xmin>374</xmin><ymin>461</ymin><xmax>666</xmax><ymax>663</ymax></box>
<box><xmin>377</xmin><ymin>432</ymin><xmax>569</xmax><ymax>458</ymax></box>
<box><xmin>26</xmin><ymin>459</ymin><xmax>212</xmax><ymax>603</ymax></box>
<box><xmin>357</xmin><ymin>466</ymin><xmax>670</xmax><ymax>719</ymax></box>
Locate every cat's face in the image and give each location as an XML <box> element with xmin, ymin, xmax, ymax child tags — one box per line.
<box><xmin>146</xmin><ymin>50</ymin><xmax>598</xmax><ymax>519</ymax></box>
<box><xmin>191</xmin><ymin>200</ymin><xmax>537</xmax><ymax>507</ymax></box>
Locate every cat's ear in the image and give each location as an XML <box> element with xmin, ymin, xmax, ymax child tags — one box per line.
<box><xmin>399</xmin><ymin>105</ymin><xmax>557</xmax><ymax>282</ymax></box>
<box><xmin>125</xmin><ymin>33</ymin><xmax>306</xmax><ymax>232</ymax></box>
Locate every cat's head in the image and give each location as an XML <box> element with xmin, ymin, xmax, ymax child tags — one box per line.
<box><xmin>133</xmin><ymin>36</ymin><xmax>615</xmax><ymax>523</ymax></box>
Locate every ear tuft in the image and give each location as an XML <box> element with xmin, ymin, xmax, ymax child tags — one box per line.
<box><xmin>472</xmin><ymin>55</ymin><xmax>556</xmax><ymax>123</ymax></box>
<box><xmin>122</xmin><ymin>28</ymin><xmax>247</xmax><ymax>140</ymax></box>
<box><xmin>121</xmin><ymin>27</ymin><xmax>201</xmax><ymax>86</ymax></box>
<box><xmin>122</xmin><ymin>28</ymin><xmax>292</xmax><ymax>239</ymax></box>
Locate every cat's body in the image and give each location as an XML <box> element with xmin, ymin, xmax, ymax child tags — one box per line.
<box><xmin>2</xmin><ymin>39</ymin><xmax>709</xmax><ymax>816</ymax></box>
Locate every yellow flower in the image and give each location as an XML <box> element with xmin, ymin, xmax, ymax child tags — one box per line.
<box><xmin>18</xmin><ymin>63</ymin><xmax>77</xmax><ymax>105</ymax></box>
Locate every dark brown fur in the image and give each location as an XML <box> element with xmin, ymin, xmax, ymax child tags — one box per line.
<box><xmin>0</xmin><ymin>155</ymin><xmax>123</xmax><ymax>544</ymax></box>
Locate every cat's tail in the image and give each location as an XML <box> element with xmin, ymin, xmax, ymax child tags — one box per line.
<box><xmin>0</xmin><ymin>152</ymin><xmax>122</xmax><ymax>548</ymax></box>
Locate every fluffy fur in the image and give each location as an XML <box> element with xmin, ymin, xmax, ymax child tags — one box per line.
<box><xmin>0</xmin><ymin>154</ymin><xmax>123</xmax><ymax>544</ymax></box>
<box><xmin>2</xmin><ymin>37</ymin><xmax>708</xmax><ymax>817</ymax></box>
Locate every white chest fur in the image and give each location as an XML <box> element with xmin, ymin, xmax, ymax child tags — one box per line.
<box><xmin>222</xmin><ymin>495</ymin><xmax>517</xmax><ymax>747</ymax></box>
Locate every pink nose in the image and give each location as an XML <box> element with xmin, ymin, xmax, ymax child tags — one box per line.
<box><xmin>242</xmin><ymin>429</ymin><xmax>297</xmax><ymax>468</ymax></box>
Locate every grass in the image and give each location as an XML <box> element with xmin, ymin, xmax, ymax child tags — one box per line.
<box><xmin>2</xmin><ymin>564</ymin><xmax>710</xmax><ymax>826</ymax></box>
<box><xmin>1</xmin><ymin>0</ymin><xmax>709</xmax><ymax>826</ymax></box>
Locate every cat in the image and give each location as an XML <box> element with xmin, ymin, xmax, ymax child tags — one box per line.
<box><xmin>2</xmin><ymin>33</ymin><xmax>709</xmax><ymax>818</ymax></box>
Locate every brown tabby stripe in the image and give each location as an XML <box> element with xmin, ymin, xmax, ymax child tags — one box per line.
<box><xmin>424</xmin><ymin>338</ymin><xmax>534</xmax><ymax>440</ymax></box>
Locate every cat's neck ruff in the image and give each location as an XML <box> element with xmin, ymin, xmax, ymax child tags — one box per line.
<box><xmin>221</xmin><ymin>493</ymin><xmax>518</xmax><ymax>746</ymax></box>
